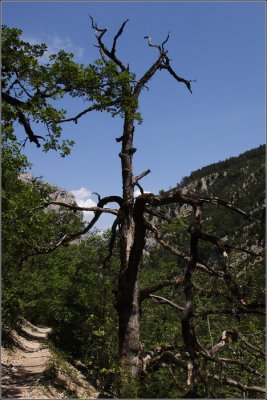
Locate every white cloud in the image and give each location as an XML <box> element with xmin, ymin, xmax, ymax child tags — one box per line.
<box><xmin>47</xmin><ymin>34</ymin><xmax>84</xmax><ymax>58</ymax></box>
<box><xmin>134</xmin><ymin>189</ymin><xmax>151</xmax><ymax>198</ymax></box>
<box><xmin>71</xmin><ymin>187</ymin><xmax>92</xmax><ymax>200</ymax></box>
<box><xmin>22</xmin><ymin>33</ymin><xmax>84</xmax><ymax>63</ymax></box>
<box><xmin>71</xmin><ymin>187</ymin><xmax>97</xmax><ymax>222</ymax></box>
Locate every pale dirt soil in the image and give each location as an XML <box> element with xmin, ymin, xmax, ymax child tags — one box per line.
<box><xmin>1</xmin><ymin>319</ymin><xmax>99</xmax><ymax>399</ymax></box>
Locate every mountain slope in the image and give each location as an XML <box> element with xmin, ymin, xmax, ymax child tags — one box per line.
<box><xmin>163</xmin><ymin>144</ymin><xmax>265</xmax><ymax>241</ymax></box>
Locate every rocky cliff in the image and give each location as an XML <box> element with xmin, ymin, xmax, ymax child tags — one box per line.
<box><xmin>165</xmin><ymin>145</ymin><xmax>265</xmax><ymax>228</ymax></box>
<box><xmin>19</xmin><ymin>173</ymin><xmax>82</xmax><ymax>217</ymax></box>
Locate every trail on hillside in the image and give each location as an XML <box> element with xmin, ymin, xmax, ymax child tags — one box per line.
<box><xmin>2</xmin><ymin>320</ymin><xmax>99</xmax><ymax>399</ymax></box>
<box><xmin>2</xmin><ymin>320</ymin><xmax>55</xmax><ymax>399</ymax></box>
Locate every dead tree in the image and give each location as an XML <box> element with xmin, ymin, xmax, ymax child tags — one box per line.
<box><xmin>80</xmin><ymin>17</ymin><xmax>196</xmax><ymax>382</ymax></box>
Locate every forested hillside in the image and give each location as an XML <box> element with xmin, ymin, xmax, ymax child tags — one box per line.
<box><xmin>164</xmin><ymin>145</ymin><xmax>265</xmax><ymax>240</ymax></box>
<box><xmin>2</xmin><ymin>141</ymin><xmax>265</xmax><ymax>398</ymax></box>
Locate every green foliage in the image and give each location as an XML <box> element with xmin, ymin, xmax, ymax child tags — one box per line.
<box><xmin>2</xmin><ymin>136</ymin><xmax>83</xmax><ymax>324</ymax></box>
<box><xmin>20</xmin><ymin>236</ymin><xmax>119</xmax><ymax>391</ymax></box>
<box><xmin>2</xmin><ymin>26</ymin><xmax>71</xmax><ymax>155</ymax></box>
<box><xmin>2</xmin><ymin>26</ymin><xmax>142</xmax><ymax>157</ymax></box>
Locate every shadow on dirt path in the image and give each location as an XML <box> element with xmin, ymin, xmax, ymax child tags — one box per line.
<box><xmin>2</xmin><ymin>321</ymin><xmax>53</xmax><ymax>399</ymax></box>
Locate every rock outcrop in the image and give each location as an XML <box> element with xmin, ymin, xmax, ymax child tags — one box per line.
<box><xmin>19</xmin><ymin>173</ymin><xmax>82</xmax><ymax>217</ymax></box>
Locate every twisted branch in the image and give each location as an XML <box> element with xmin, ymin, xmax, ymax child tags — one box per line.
<box><xmin>89</xmin><ymin>16</ymin><xmax>127</xmax><ymax>72</ymax></box>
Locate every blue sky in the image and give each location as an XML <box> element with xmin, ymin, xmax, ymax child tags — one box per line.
<box><xmin>3</xmin><ymin>1</ymin><xmax>266</xmax><ymax>229</ymax></box>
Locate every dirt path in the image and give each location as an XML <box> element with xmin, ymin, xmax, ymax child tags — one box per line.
<box><xmin>2</xmin><ymin>320</ymin><xmax>100</xmax><ymax>399</ymax></box>
<box><xmin>2</xmin><ymin>321</ymin><xmax>54</xmax><ymax>399</ymax></box>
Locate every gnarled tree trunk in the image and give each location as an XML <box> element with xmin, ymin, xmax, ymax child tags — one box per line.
<box><xmin>116</xmin><ymin>111</ymin><xmax>145</xmax><ymax>379</ymax></box>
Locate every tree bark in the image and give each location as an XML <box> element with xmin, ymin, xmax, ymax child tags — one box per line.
<box><xmin>115</xmin><ymin>109</ymin><xmax>144</xmax><ymax>380</ymax></box>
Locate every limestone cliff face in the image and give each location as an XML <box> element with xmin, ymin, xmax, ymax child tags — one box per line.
<box><xmin>47</xmin><ymin>189</ymin><xmax>76</xmax><ymax>211</ymax></box>
<box><xmin>19</xmin><ymin>173</ymin><xmax>82</xmax><ymax>219</ymax></box>
<box><xmin>165</xmin><ymin>145</ymin><xmax>265</xmax><ymax>222</ymax></box>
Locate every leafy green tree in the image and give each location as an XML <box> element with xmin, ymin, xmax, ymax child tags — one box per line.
<box><xmin>2</xmin><ymin>134</ymin><xmax>83</xmax><ymax>325</ymax></box>
<box><xmin>2</xmin><ymin>25</ymin><xmax>137</xmax><ymax>155</ymax></box>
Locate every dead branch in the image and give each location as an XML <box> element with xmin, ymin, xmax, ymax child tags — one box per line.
<box><xmin>147</xmin><ymin>187</ymin><xmax>258</xmax><ymax>223</ymax></box>
<box><xmin>19</xmin><ymin>195</ymin><xmax>123</xmax><ymax>267</ymax></box>
<box><xmin>41</xmin><ymin>201</ymin><xmax>119</xmax><ymax>216</ymax></box>
<box><xmin>199</xmin><ymin>194</ymin><xmax>258</xmax><ymax>222</ymax></box>
<box><xmin>111</xmin><ymin>19</ymin><xmax>129</xmax><ymax>56</ymax></box>
<box><xmin>103</xmin><ymin>218</ymin><xmax>119</xmax><ymax>267</ymax></box>
<box><xmin>182</xmin><ymin>205</ymin><xmax>215</xmax><ymax>395</ymax></box>
<box><xmin>199</xmin><ymin>230</ymin><xmax>259</xmax><ymax>257</ymax></box>
<box><xmin>145</xmin><ymin>204</ymin><xmax>256</xmax><ymax>308</ymax></box>
<box><xmin>142</xmin><ymin>189</ymin><xmax>199</xmax><ymax>208</ymax></box>
<box><xmin>145</xmin><ymin>294</ymin><xmax>264</xmax><ymax>320</ymax></box>
<box><xmin>144</xmin><ymin>31</ymin><xmax>171</xmax><ymax>54</ymax></box>
<box><xmin>133</xmin><ymin>169</ymin><xmax>151</xmax><ymax>185</ymax></box>
<box><xmin>168</xmin><ymin>365</ymin><xmax>181</xmax><ymax>390</ymax></box>
<box><xmin>196</xmin><ymin>307</ymin><xmax>265</xmax><ymax>318</ymax></box>
<box><xmin>209</xmin><ymin>330</ymin><xmax>236</xmax><ymax>354</ymax></box>
<box><xmin>133</xmin><ymin>55</ymin><xmax>165</xmax><ymax>97</ymax></box>
<box><xmin>144</xmin><ymin>219</ymin><xmax>190</xmax><ymax>261</ymax></box>
<box><xmin>89</xmin><ymin>15</ymin><xmax>107</xmax><ymax>39</ymax></box>
<box><xmin>89</xmin><ymin>16</ymin><xmax>127</xmax><ymax>72</ymax></box>
<box><xmin>141</xmin><ymin>345</ymin><xmax>187</xmax><ymax>375</ymax></box>
<box><xmin>141</xmin><ymin>338</ymin><xmax>265</xmax><ymax>394</ymax></box>
<box><xmin>143</xmin><ymin>36</ymin><xmax>161</xmax><ymax>53</ymax></box>
<box><xmin>148</xmin><ymin>294</ymin><xmax>184</xmax><ymax>312</ymax></box>
<box><xmin>145</xmin><ymin>218</ymin><xmax>225</xmax><ymax>278</ymax></box>
<box><xmin>22</xmin><ymin>194</ymin><xmax>123</xmax><ymax>218</ymax></box>
<box><xmin>239</xmin><ymin>335</ymin><xmax>266</xmax><ymax>358</ymax></box>
<box><xmin>115</xmin><ymin>135</ymin><xmax>123</xmax><ymax>142</ymax></box>
<box><xmin>206</xmin><ymin>372</ymin><xmax>266</xmax><ymax>395</ymax></box>
<box><xmin>135</xmin><ymin>182</ymin><xmax>144</xmax><ymax>195</ymax></box>
<box><xmin>140</xmin><ymin>276</ymin><xmax>184</xmax><ymax>303</ymax></box>
<box><xmin>160</xmin><ymin>56</ymin><xmax>195</xmax><ymax>93</ymax></box>
<box><xmin>198</xmin><ymin>348</ymin><xmax>264</xmax><ymax>380</ymax></box>
<box><xmin>216</xmin><ymin>357</ymin><xmax>263</xmax><ymax>378</ymax></box>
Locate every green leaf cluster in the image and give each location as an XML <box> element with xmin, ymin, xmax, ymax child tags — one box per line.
<box><xmin>2</xmin><ymin>26</ymin><xmax>142</xmax><ymax>158</ymax></box>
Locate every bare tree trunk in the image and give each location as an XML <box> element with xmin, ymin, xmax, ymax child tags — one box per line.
<box><xmin>115</xmin><ymin>111</ymin><xmax>144</xmax><ymax>380</ymax></box>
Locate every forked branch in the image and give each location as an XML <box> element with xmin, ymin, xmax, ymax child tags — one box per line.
<box><xmin>89</xmin><ymin>16</ymin><xmax>127</xmax><ymax>71</ymax></box>
<box><xmin>144</xmin><ymin>31</ymin><xmax>170</xmax><ymax>54</ymax></box>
